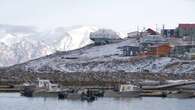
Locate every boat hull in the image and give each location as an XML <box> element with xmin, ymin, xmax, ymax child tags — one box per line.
<box><xmin>166</xmin><ymin>91</ymin><xmax>194</xmax><ymax>98</ymax></box>
<box><xmin>104</xmin><ymin>90</ymin><xmax>141</xmax><ymax>98</ymax></box>
<box><xmin>32</xmin><ymin>91</ymin><xmax>60</xmax><ymax>97</ymax></box>
<box><xmin>21</xmin><ymin>87</ymin><xmax>60</xmax><ymax>97</ymax></box>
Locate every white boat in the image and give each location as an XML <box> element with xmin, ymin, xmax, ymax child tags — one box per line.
<box><xmin>104</xmin><ymin>84</ymin><xmax>142</xmax><ymax>98</ymax></box>
<box><xmin>21</xmin><ymin>78</ymin><xmax>61</xmax><ymax>97</ymax></box>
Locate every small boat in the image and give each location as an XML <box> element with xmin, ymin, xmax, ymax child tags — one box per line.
<box><xmin>81</xmin><ymin>94</ymin><xmax>96</xmax><ymax>102</ymax></box>
<box><xmin>166</xmin><ymin>90</ymin><xmax>194</xmax><ymax>98</ymax></box>
<box><xmin>58</xmin><ymin>89</ymin><xmax>83</xmax><ymax>100</ymax></box>
<box><xmin>104</xmin><ymin>83</ymin><xmax>142</xmax><ymax>98</ymax></box>
<box><xmin>21</xmin><ymin>78</ymin><xmax>61</xmax><ymax>97</ymax></box>
<box><xmin>58</xmin><ymin>89</ymin><xmax>101</xmax><ymax>101</ymax></box>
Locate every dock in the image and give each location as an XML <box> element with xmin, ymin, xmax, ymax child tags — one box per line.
<box><xmin>0</xmin><ymin>85</ymin><xmax>21</xmax><ymax>92</ymax></box>
<box><xmin>1</xmin><ymin>80</ymin><xmax>195</xmax><ymax>99</ymax></box>
<box><xmin>0</xmin><ymin>88</ymin><xmax>20</xmax><ymax>92</ymax></box>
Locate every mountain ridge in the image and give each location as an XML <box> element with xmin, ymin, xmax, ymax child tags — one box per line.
<box><xmin>0</xmin><ymin>24</ymin><xmax>98</xmax><ymax>66</ymax></box>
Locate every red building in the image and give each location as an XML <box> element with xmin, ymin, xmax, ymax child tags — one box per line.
<box><xmin>179</xmin><ymin>24</ymin><xmax>195</xmax><ymax>30</ymax></box>
<box><xmin>149</xmin><ymin>44</ymin><xmax>172</xmax><ymax>57</ymax></box>
<box><xmin>178</xmin><ymin>24</ymin><xmax>195</xmax><ymax>37</ymax></box>
<box><xmin>140</xmin><ymin>44</ymin><xmax>172</xmax><ymax>57</ymax></box>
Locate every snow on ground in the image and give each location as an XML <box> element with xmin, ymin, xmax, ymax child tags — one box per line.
<box><xmin>22</xmin><ymin>38</ymin><xmax>195</xmax><ymax>74</ymax></box>
<box><xmin>23</xmin><ymin>38</ymin><xmax>138</xmax><ymax>71</ymax></box>
<box><xmin>80</xmin><ymin>39</ymin><xmax>138</xmax><ymax>58</ymax></box>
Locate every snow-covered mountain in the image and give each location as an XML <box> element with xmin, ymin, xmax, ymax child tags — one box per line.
<box><xmin>0</xmin><ymin>24</ymin><xmax>98</xmax><ymax>66</ymax></box>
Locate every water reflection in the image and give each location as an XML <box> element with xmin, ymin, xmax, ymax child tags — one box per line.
<box><xmin>0</xmin><ymin>93</ymin><xmax>195</xmax><ymax>110</ymax></box>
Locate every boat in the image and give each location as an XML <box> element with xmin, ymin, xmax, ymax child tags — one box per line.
<box><xmin>58</xmin><ymin>88</ymin><xmax>102</xmax><ymax>101</ymax></box>
<box><xmin>58</xmin><ymin>89</ymin><xmax>83</xmax><ymax>100</ymax></box>
<box><xmin>21</xmin><ymin>78</ymin><xmax>61</xmax><ymax>97</ymax></box>
<box><xmin>166</xmin><ymin>90</ymin><xmax>194</xmax><ymax>98</ymax></box>
<box><xmin>81</xmin><ymin>94</ymin><xmax>96</xmax><ymax>102</ymax></box>
<box><xmin>104</xmin><ymin>83</ymin><xmax>142</xmax><ymax>98</ymax></box>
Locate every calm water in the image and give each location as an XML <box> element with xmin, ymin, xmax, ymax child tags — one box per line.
<box><xmin>0</xmin><ymin>93</ymin><xmax>195</xmax><ymax>110</ymax></box>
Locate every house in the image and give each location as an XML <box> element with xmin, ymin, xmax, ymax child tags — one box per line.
<box><xmin>161</xmin><ymin>29</ymin><xmax>178</xmax><ymax>37</ymax></box>
<box><xmin>188</xmin><ymin>48</ymin><xmax>195</xmax><ymax>60</ymax></box>
<box><xmin>139</xmin><ymin>35</ymin><xmax>170</xmax><ymax>57</ymax></box>
<box><xmin>127</xmin><ymin>31</ymin><xmax>140</xmax><ymax>38</ymax></box>
<box><xmin>172</xmin><ymin>45</ymin><xmax>195</xmax><ymax>55</ymax></box>
<box><xmin>90</xmin><ymin>29</ymin><xmax>122</xmax><ymax>45</ymax></box>
<box><xmin>127</xmin><ymin>28</ymin><xmax>159</xmax><ymax>38</ymax></box>
<box><xmin>141</xmin><ymin>44</ymin><xmax>172</xmax><ymax>57</ymax></box>
<box><xmin>145</xmin><ymin>28</ymin><xmax>159</xmax><ymax>35</ymax></box>
<box><xmin>140</xmin><ymin>35</ymin><xmax>168</xmax><ymax>47</ymax></box>
<box><xmin>171</xmin><ymin>44</ymin><xmax>195</xmax><ymax>58</ymax></box>
<box><xmin>179</xmin><ymin>24</ymin><xmax>195</xmax><ymax>31</ymax></box>
<box><xmin>118</xmin><ymin>46</ymin><xmax>140</xmax><ymax>56</ymax></box>
<box><xmin>178</xmin><ymin>24</ymin><xmax>195</xmax><ymax>38</ymax></box>
<box><xmin>168</xmin><ymin>37</ymin><xmax>193</xmax><ymax>47</ymax></box>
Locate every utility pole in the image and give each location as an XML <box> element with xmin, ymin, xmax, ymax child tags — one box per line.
<box><xmin>137</xmin><ymin>26</ymin><xmax>139</xmax><ymax>36</ymax></box>
<box><xmin>162</xmin><ymin>24</ymin><xmax>165</xmax><ymax>37</ymax></box>
<box><xmin>156</xmin><ymin>24</ymin><xmax>158</xmax><ymax>33</ymax></box>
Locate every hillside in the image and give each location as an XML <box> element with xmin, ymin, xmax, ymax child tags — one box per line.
<box><xmin>3</xmin><ymin>37</ymin><xmax>195</xmax><ymax>75</ymax></box>
<box><xmin>1</xmin><ymin>37</ymin><xmax>195</xmax><ymax>83</ymax></box>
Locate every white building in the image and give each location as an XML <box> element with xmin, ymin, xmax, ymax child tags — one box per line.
<box><xmin>90</xmin><ymin>29</ymin><xmax>122</xmax><ymax>45</ymax></box>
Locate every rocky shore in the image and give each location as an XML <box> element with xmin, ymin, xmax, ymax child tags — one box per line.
<box><xmin>0</xmin><ymin>66</ymin><xmax>195</xmax><ymax>85</ymax></box>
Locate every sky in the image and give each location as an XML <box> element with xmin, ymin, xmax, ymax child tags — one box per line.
<box><xmin>0</xmin><ymin>0</ymin><xmax>195</xmax><ymax>33</ymax></box>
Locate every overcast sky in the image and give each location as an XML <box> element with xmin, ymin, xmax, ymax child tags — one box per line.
<box><xmin>0</xmin><ymin>0</ymin><xmax>195</xmax><ymax>32</ymax></box>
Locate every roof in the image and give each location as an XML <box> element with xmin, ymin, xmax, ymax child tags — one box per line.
<box><xmin>179</xmin><ymin>24</ymin><xmax>195</xmax><ymax>30</ymax></box>
<box><xmin>141</xmin><ymin>35</ymin><xmax>167</xmax><ymax>44</ymax></box>
<box><xmin>168</xmin><ymin>38</ymin><xmax>192</xmax><ymax>46</ymax></box>
<box><xmin>145</xmin><ymin>28</ymin><xmax>158</xmax><ymax>35</ymax></box>
<box><xmin>118</xmin><ymin>46</ymin><xmax>139</xmax><ymax>49</ymax></box>
<box><xmin>150</xmin><ymin>44</ymin><xmax>171</xmax><ymax>48</ymax></box>
<box><xmin>127</xmin><ymin>31</ymin><xmax>140</xmax><ymax>37</ymax></box>
<box><xmin>174</xmin><ymin>44</ymin><xmax>195</xmax><ymax>47</ymax></box>
<box><xmin>90</xmin><ymin>29</ymin><xmax>121</xmax><ymax>40</ymax></box>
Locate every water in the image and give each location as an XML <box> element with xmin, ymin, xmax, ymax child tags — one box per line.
<box><xmin>0</xmin><ymin>93</ymin><xmax>195</xmax><ymax>110</ymax></box>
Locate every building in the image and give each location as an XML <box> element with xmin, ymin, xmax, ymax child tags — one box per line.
<box><xmin>171</xmin><ymin>44</ymin><xmax>195</xmax><ymax>58</ymax></box>
<box><xmin>127</xmin><ymin>31</ymin><xmax>140</xmax><ymax>38</ymax></box>
<box><xmin>141</xmin><ymin>44</ymin><xmax>172</xmax><ymax>57</ymax></box>
<box><xmin>90</xmin><ymin>29</ymin><xmax>122</xmax><ymax>45</ymax></box>
<box><xmin>139</xmin><ymin>35</ymin><xmax>170</xmax><ymax>57</ymax></box>
<box><xmin>161</xmin><ymin>29</ymin><xmax>178</xmax><ymax>37</ymax></box>
<box><xmin>188</xmin><ymin>48</ymin><xmax>195</xmax><ymax>60</ymax></box>
<box><xmin>127</xmin><ymin>28</ymin><xmax>159</xmax><ymax>38</ymax></box>
<box><xmin>145</xmin><ymin>28</ymin><xmax>159</xmax><ymax>35</ymax></box>
<box><xmin>172</xmin><ymin>45</ymin><xmax>195</xmax><ymax>55</ymax></box>
<box><xmin>178</xmin><ymin>24</ymin><xmax>195</xmax><ymax>38</ymax></box>
<box><xmin>140</xmin><ymin>35</ymin><xmax>168</xmax><ymax>47</ymax></box>
<box><xmin>118</xmin><ymin>46</ymin><xmax>140</xmax><ymax>56</ymax></box>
